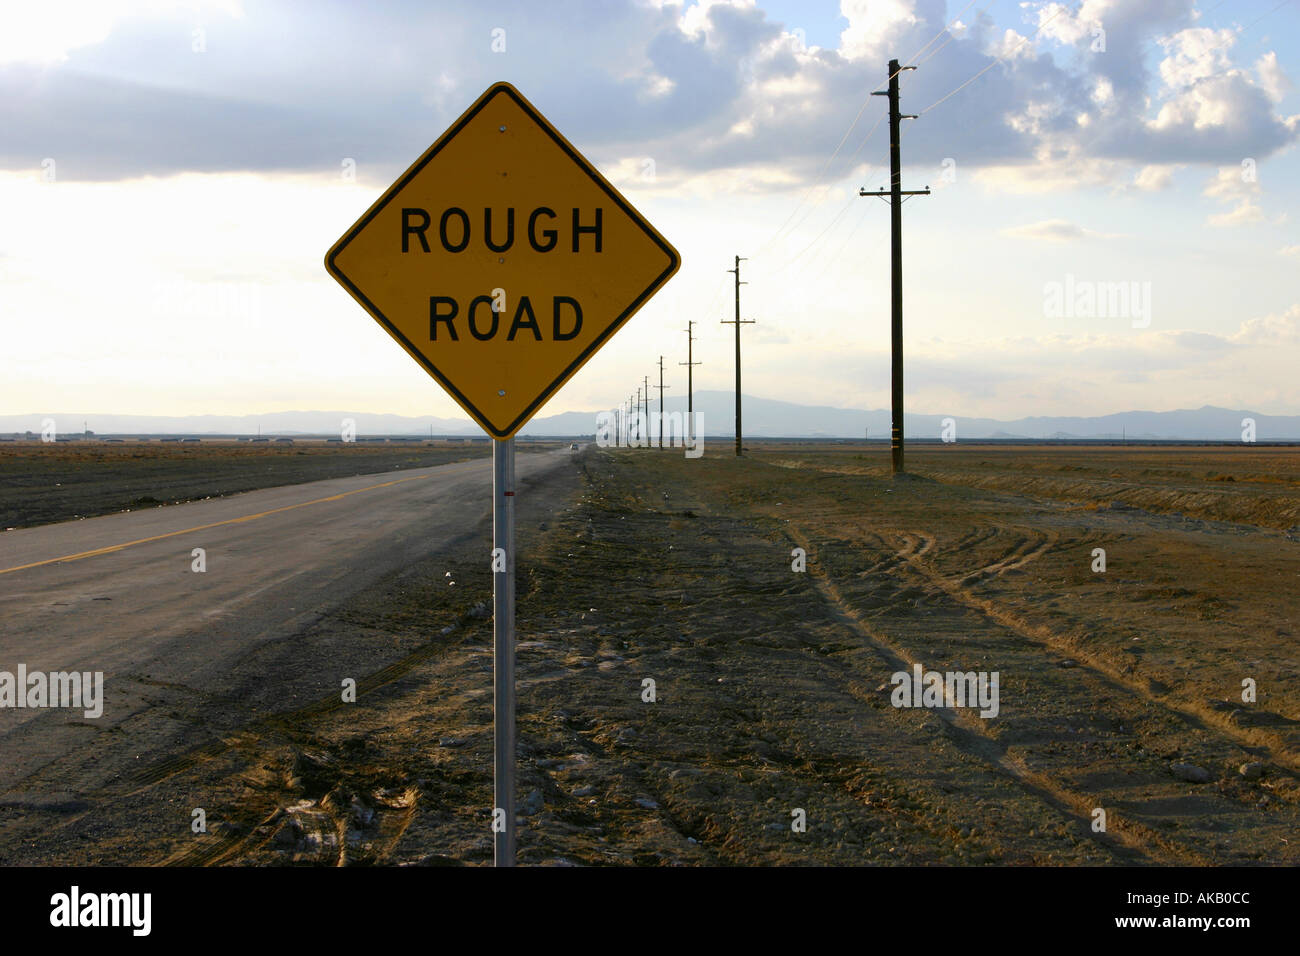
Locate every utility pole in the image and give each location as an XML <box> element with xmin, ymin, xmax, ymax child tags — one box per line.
<box><xmin>721</xmin><ymin>255</ymin><xmax>754</xmax><ymax>457</ymax></box>
<box><xmin>643</xmin><ymin>375</ymin><xmax>650</xmax><ymax>440</ymax></box>
<box><xmin>635</xmin><ymin>388</ymin><xmax>642</xmax><ymax>446</ymax></box>
<box><xmin>653</xmin><ymin>356</ymin><xmax>670</xmax><ymax>449</ymax></box>
<box><xmin>864</xmin><ymin>58</ymin><xmax>929</xmax><ymax>475</ymax></box>
<box><xmin>679</xmin><ymin>321</ymin><xmax>701</xmax><ymax>445</ymax></box>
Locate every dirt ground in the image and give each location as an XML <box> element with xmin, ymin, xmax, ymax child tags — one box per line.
<box><xmin>5</xmin><ymin>442</ymin><xmax>1299</xmax><ymax>866</ymax></box>
<box><xmin>0</xmin><ymin>440</ymin><xmax>503</xmax><ymax>529</ymax></box>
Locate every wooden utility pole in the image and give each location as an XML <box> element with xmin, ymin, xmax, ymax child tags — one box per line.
<box><xmin>679</xmin><ymin>321</ymin><xmax>701</xmax><ymax>444</ymax></box>
<box><xmin>721</xmin><ymin>255</ymin><xmax>754</xmax><ymax>456</ymax></box>
<box><xmin>643</xmin><ymin>375</ymin><xmax>650</xmax><ymax>438</ymax></box>
<box><xmin>864</xmin><ymin>59</ymin><xmax>929</xmax><ymax>474</ymax></box>
<box><xmin>653</xmin><ymin>356</ymin><xmax>670</xmax><ymax>449</ymax></box>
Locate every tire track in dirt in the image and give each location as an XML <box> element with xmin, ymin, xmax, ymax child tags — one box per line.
<box><xmin>783</xmin><ymin>524</ymin><xmax>1201</xmax><ymax>866</ymax></box>
<box><xmin>953</xmin><ymin>529</ymin><xmax>1058</xmax><ymax>584</ymax></box>
<box><xmin>713</xmin><ymin>453</ymin><xmax>1295</xmax><ymax>863</ymax></box>
<box><xmin>0</xmin><ymin>587</ymin><xmax>491</xmax><ymax>864</ymax></box>
<box><xmin>740</xmin><ymin>453</ymin><xmax>1295</xmax><ymax>863</ymax></box>
<box><xmin>503</xmin><ymin>464</ymin><xmax>1116</xmax><ymax>865</ymax></box>
<box><xmin>163</xmin><ymin>800</ymin><xmax>286</xmax><ymax>866</ymax></box>
<box><xmin>883</xmin><ymin>528</ymin><xmax>1300</xmax><ymax>776</ymax></box>
<box><xmin>525</xmin><ymin>719</ymin><xmax>735</xmax><ymax>866</ymax></box>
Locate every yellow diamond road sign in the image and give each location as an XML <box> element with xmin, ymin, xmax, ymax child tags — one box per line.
<box><xmin>325</xmin><ymin>82</ymin><xmax>680</xmax><ymax>439</ymax></box>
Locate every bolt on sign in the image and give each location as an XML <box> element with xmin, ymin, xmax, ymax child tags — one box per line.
<box><xmin>325</xmin><ymin>81</ymin><xmax>681</xmax><ymax>437</ymax></box>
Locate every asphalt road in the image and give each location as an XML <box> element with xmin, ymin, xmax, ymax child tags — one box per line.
<box><xmin>0</xmin><ymin>447</ymin><xmax>575</xmax><ymax>795</ymax></box>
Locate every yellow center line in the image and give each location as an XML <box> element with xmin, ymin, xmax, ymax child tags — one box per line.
<box><xmin>0</xmin><ymin>473</ymin><xmax>431</xmax><ymax>576</ymax></box>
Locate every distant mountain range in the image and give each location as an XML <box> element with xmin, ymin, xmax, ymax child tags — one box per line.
<box><xmin>4</xmin><ymin>392</ymin><xmax>1298</xmax><ymax>440</ymax></box>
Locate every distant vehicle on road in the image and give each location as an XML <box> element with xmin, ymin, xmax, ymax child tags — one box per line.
<box><xmin>570</xmin><ymin>442</ymin><xmax>579</xmax><ymax>450</ymax></box>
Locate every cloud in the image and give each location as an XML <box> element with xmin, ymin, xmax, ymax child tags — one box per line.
<box><xmin>974</xmin><ymin>152</ymin><xmax>1121</xmax><ymax>195</ymax></box>
<box><xmin>837</xmin><ymin>0</ymin><xmax>920</xmax><ymax>61</ymax></box>
<box><xmin>1140</xmin><ymin>72</ymin><xmax>1291</xmax><ymax>159</ymax></box>
<box><xmin>1166</xmin><ymin>330</ymin><xmax>1233</xmax><ymax>350</ymax></box>
<box><xmin>1231</xmin><ymin>304</ymin><xmax>1300</xmax><ymax>345</ymax></box>
<box><xmin>1255</xmin><ymin>51</ymin><xmax>1293</xmax><ymax>104</ymax></box>
<box><xmin>1001</xmin><ymin>218</ymin><xmax>1115</xmax><ymax>241</ymax></box>
<box><xmin>1207</xmin><ymin>203</ymin><xmax>1264</xmax><ymax>227</ymax></box>
<box><xmin>881</xmin><ymin>312</ymin><xmax>1300</xmax><ymax>415</ymax></box>
<box><xmin>1157</xmin><ymin>26</ymin><xmax>1235</xmax><ymax>90</ymax></box>
<box><xmin>924</xmin><ymin>309</ymin><xmax>1300</xmax><ymax>366</ymax></box>
<box><xmin>0</xmin><ymin>0</ymin><xmax>237</xmax><ymax>66</ymax></box>
<box><xmin>1133</xmin><ymin>163</ymin><xmax>1178</xmax><ymax>190</ymax></box>
<box><xmin>0</xmin><ymin>0</ymin><xmax>1295</xmax><ymax>193</ymax></box>
<box><xmin>1033</xmin><ymin>2</ymin><xmax>1096</xmax><ymax>47</ymax></box>
<box><xmin>1203</xmin><ymin>164</ymin><xmax>1262</xmax><ymax>227</ymax></box>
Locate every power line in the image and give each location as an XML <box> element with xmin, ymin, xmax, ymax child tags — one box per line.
<box><xmin>811</xmin><ymin>161</ymin><xmax>890</xmax><ymax>260</ymax></box>
<box><xmin>762</xmin><ymin>115</ymin><xmax>892</xmax><ymax>280</ymax></box>
<box><xmin>1180</xmin><ymin>0</ymin><xmax>1296</xmax><ymax>59</ymax></box>
<box><xmin>907</xmin><ymin>0</ymin><xmax>986</xmax><ymax>62</ymax></box>
<box><xmin>702</xmin><ymin>270</ymin><xmax>730</xmax><ymax>326</ymax></box>
<box><xmin>914</xmin><ymin>0</ymin><xmax>997</xmax><ymax>69</ymax></box>
<box><xmin>920</xmin><ymin>0</ymin><xmax>1293</xmax><ymax>117</ymax></box>
<box><xmin>749</xmin><ymin>103</ymin><xmax>888</xmax><ymax>262</ymax></box>
<box><xmin>770</xmin><ymin>108</ymin><xmax>889</xmax><ymax>249</ymax></box>
<box><xmin>809</xmin><ymin>197</ymin><xmax>874</xmax><ymax>285</ymax></box>
<box><xmin>772</xmin><ymin>197</ymin><xmax>858</xmax><ymax>275</ymax></box>
<box><xmin>774</xmin><ymin>158</ymin><xmax>890</xmax><ymax>282</ymax></box>
<box><xmin>918</xmin><ymin>0</ymin><xmax>1081</xmax><ymax>115</ymax></box>
<box><xmin>751</xmin><ymin>7</ymin><xmax>984</xmax><ymax>259</ymax></box>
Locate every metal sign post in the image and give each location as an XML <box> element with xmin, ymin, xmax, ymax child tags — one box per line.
<box><xmin>492</xmin><ymin>437</ymin><xmax>516</xmax><ymax>866</ymax></box>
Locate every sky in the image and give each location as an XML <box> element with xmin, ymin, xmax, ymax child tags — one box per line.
<box><xmin>2</xmin><ymin>0</ymin><xmax>1299</xmax><ymax>428</ymax></box>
